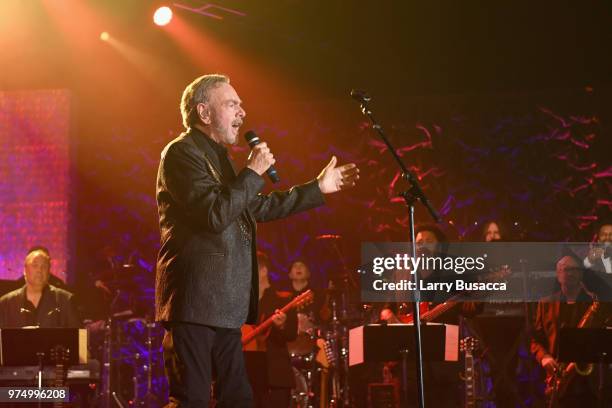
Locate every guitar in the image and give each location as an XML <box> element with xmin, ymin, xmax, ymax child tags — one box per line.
<box><xmin>460</xmin><ymin>337</ymin><xmax>480</xmax><ymax>408</ymax></box>
<box><xmin>400</xmin><ymin>265</ymin><xmax>511</xmax><ymax>323</ymax></box>
<box><xmin>241</xmin><ymin>289</ymin><xmax>314</xmax><ymax>347</ymax></box>
<box><xmin>50</xmin><ymin>345</ymin><xmax>70</xmax><ymax>408</ymax></box>
<box><xmin>316</xmin><ymin>337</ymin><xmax>335</xmax><ymax>408</ymax></box>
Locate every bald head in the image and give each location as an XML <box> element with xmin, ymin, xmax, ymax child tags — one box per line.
<box><xmin>556</xmin><ymin>255</ymin><xmax>582</xmax><ymax>292</ymax></box>
<box><xmin>24</xmin><ymin>250</ymin><xmax>51</xmax><ymax>290</ymax></box>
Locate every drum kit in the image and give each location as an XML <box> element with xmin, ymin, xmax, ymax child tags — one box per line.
<box><xmin>286</xmin><ymin>284</ymin><xmax>359</xmax><ymax>408</ymax></box>
<box><xmin>87</xmin><ymin>263</ymin><xmax>167</xmax><ymax>408</ymax></box>
<box><xmin>288</xmin><ymin>315</ymin><xmax>318</xmax><ymax>407</ymax></box>
<box><xmin>88</xmin><ymin>235</ymin><xmax>360</xmax><ymax>408</ymax></box>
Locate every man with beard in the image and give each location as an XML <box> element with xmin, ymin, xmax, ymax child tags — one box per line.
<box><xmin>584</xmin><ymin>220</ymin><xmax>612</xmax><ymax>274</ymax></box>
<box><xmin>156</xmin><ymin>74</ymin><xmax>359</xmax><ymax>407</ymax></box>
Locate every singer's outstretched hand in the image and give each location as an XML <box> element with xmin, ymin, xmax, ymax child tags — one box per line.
<box><xmin>317</xmin><ymin>156</ymin><xmax>359</xmax><ymax>194</ymax></box>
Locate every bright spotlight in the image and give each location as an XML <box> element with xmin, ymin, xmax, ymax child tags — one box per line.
<box><xmin>100</xmin><ymin>31</ymin><xmax>110</xmax><ymax>41</ymax></box>
<box><xmin>153</xmin><ymin>6</ymin><xmax>173</xmax><ymax>26</ymax></box>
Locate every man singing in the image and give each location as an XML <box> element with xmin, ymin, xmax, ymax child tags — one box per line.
<box><xmin>156</xmin><ymin>74</ymin><xmax>359</xmax><ymax>407</ymax></box>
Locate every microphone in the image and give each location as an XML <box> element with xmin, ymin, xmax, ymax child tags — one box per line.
<box><xmin>350</xmin><ymin>89</ymin><xmax>371</xmax><ymax>102</ymax></box>
<box><xmin>244</xmin><ymin>130</ymin><xmax>280</xmax><ymax>183</ymax></box>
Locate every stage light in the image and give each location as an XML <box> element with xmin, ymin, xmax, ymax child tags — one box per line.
<box><xmin>154</xmin><ymin>6</ymin><xmax>173</xmax><ymax>26</ymax></box>
<box><xmin>100</xmin><ymin>31</ymin><xmax>110</xmax><ymax>41</ymax></box>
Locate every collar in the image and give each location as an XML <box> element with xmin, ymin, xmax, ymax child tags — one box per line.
<box><xmin>20</xmin><ymin>284</ymin><xmax>51</xmax><ymax>308</ymax></box>
<box><xmin>559</xmin><ymin>287</ymin><xmax>593</xmax><ymax>302</ymax></box>
<box><xmin>292</xmin><ymin>283</ymin><xmax>311</xmax><ymax>294</ymax></box>
<box><xmin>191</xmin><ymin>126</ymin><xmax>228</xmax><ymax>157</ymax></box>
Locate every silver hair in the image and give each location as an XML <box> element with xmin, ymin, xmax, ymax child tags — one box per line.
<box><xmin>180</xmin><ymin>74</ymin><xmax>229</xmax><ymax>129</ymax></box>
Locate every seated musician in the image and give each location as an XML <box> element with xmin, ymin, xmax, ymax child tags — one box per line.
<box><xmin>0</xmin><ymin>249</ymin><xmax>80</xmax><ymax>328</ymax></box>
<box><xmin>249</xmin><ymin>251</ymin><xmax>298</xmax><ymax>408</ymax></box>
<box><xmin>530</xmin><ymin>254</ymin><xmax>605</xmax><ymax>407</ymax></box>
<box><xmin>12</xmin><ymin>246</ymin><xmax>67</xmax><ymax>290</ymax></box>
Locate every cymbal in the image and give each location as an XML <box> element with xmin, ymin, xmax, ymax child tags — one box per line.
<box><xmin>315</xmin><ymin>234</ymin><xmax>342</xmax><ymax>240</ymax></box>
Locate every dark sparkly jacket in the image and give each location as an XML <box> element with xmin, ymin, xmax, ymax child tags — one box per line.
<box><xmin>155</xmin><ymin>127</ymin><xmax>324</xmax><ymax>328</ymax></box>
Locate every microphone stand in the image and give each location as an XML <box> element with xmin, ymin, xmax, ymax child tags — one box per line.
<box><xmin>353</xmin><ymin>91</ymin><xmax>441</xmax><ymax>408</ymax></box>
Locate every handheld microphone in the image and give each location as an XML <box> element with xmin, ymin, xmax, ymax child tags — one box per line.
<box><xmin>244</xmin><ymin>130</ymin><xmax>280</xmax><ymax>183</ymax></box>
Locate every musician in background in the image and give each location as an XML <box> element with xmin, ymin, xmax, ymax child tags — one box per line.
<box><xmin>251</xmin><ymin>251</ymin><xmax>298</xmax><ymax>408</ymax></box>
<box><xmin>481</xmin><ymin>220</ymin><xmax>505</xmax><ymax>242</ymax></box>
<box><xmin>288</xmin><ymin>259</ymin><xmax>327</xmax><ymax>329</ymax></box>
<box><xmin>377</xmin><ymin>224</ymin><xmax>446</xmax><ymax>322</ymax></box>
<box><xmin>584</xmin><ymin>220</ymin><xmax>612</xmax><ymax>274</ymax></box>
<box><xmin>13</xmin><ymin>246</ymin><xmax>67</xmax><ymax>290</ymax></box>
<box><xmin>380</xmin><ymin>223</ymin><xmax>481</xmax><ymax>321</ymax></box>
<box><xmin>530</xmin><ymin>255</ymin><xmax>600</xmax><ymax>406</ymax></box>
<box><xmin>0</xmin><ymin>249</ymin><xmax>80</xmax><ymax>328</ymax></box>
<box><xmin>379</xmin><ymin>224</ymin><xmax>473</xmax><ymax>407</ymax></box>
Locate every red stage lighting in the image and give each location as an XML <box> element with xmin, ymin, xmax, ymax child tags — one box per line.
<box><xmin>153</xmin><ymin>6</ymin><xmax>173</xmax><ymax>26</ymax></box>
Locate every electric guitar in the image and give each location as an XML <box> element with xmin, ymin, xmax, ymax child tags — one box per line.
<box><xmin>241</xmin><ymin>289</ymin><xmax>313</xmax><ymax>347</ymax></box>
<box><xmin>50</xmin><ymin>345</ymin><xmax>70</xmax><ymax>408</ymax></box>
<box><xmin>460</xmin><ymin>337</ymin><xmax>480</xmax><ymax>408</ymax></box>
<box><xmin>401</xmin><ymin>265</ymin><xmax>511</xmax><ymax>323</ymax></box>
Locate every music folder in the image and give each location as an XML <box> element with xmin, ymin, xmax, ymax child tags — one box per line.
<box><xmin>0</xmin><ymin>327</ymin><xmax>87</xmax><ymax>366</ymax></box>
<box><xmin>558</xmin><ymin>327</ymin><xmax>612</xmax><ymax>364</ymax></box>
<box><xmin>349</xmin><ymin>323</ymin><xmax>458</xmax><ymax>366</ymax></box>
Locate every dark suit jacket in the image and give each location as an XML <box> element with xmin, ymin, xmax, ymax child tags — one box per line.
<box><xmin>0</xmin><ymin>285</ymin><xmax>80</xmax><ymax>328</ymax></box>
<box><xmin>155</xmin><ymin>128</ymin><xmax>325</xmax><ymax>328</ymax></box>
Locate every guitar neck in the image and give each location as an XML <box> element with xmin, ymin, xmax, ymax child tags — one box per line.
<box><xmin>242</xmin><ymin>290</ymin><xmax>311</xmax><ymax>345</ymax></box>
<box><xmin>53</xmin><ymin>363</ymin><xmax>68</xmax><ymax>408</ymax></box>
<box><xmin>421</xmin><ymin>296</ymin><xmax>460</xmax><ymax>322</ymax></box>
<box><xmin>464</xmin><ymin>350</ymin><xmax>475</xmax><ymax>408</ymax></box>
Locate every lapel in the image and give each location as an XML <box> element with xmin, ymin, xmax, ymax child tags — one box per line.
<box><xmin>188</xmin><ymin>128</ymin><xmax>223</xmax><ymax>184</ymax></box>
<box><xmin>18</xmin><ymin>286</ymin><xmax>29</xmax><ymax>309</ymax></box>
<box><xmin>188</xmin><ymin>128</ymin><xmax>256</xmax><ymax>229</ymax></box>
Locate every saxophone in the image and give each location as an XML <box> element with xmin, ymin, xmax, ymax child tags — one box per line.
<box><xmin>546</xmin><ymin>287</ymin><xmax>602</xmax><ymax>407</ymax></box>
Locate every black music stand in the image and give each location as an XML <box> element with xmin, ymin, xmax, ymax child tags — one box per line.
<box><xmin>349</xmin><ymin>324</ymin><xmax>458</xmax><ymax>365</ymax></box>
<box><xmin>349</xmin><ymin>323</ymin><xmax>458</xmax><ymax>406</ymax></box>
<box><xmin>0</xmin><ymin>327</ymin><xmax>86</xmax><ymax>366</ymax></box>
<box><xmin>558</xmin><ymin>327</ymin><xmax>612</xmax><ymax>407</ymax></box>
<box><xmin>0</xmin><ymin>328</ymin><xmax>86</xmax><ymax>408</ymax></box>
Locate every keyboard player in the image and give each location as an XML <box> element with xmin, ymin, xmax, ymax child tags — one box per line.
<box><xmin>0</xmin><ymin>249</ymin><xmax>80</xmax><ymax>328</ymax></box>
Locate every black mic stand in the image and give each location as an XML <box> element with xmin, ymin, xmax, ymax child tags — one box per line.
<box><xmin>352</xmin><ymin>91</ymin><xmax>441</xmax><ymax>408</ymax></box>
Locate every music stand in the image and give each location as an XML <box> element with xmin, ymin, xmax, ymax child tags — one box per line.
<box><xmin>558</xmin><ymin>327</ymin><xmax>612</xmax><ymax>406</ymax></box>
<box><xmin>0</xmin><ymin>328</ymin><xmax>86</xmax><ymax>408</ymax></box>
<box><xmin>0</xmin><ymin>327</ymin><xmax>87</xmax><ymax>389</ymax></box>
<box><xmin>349</xmin><ymin>323</ymin><xmax>458</xmax><ymax>406</ymax></box>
